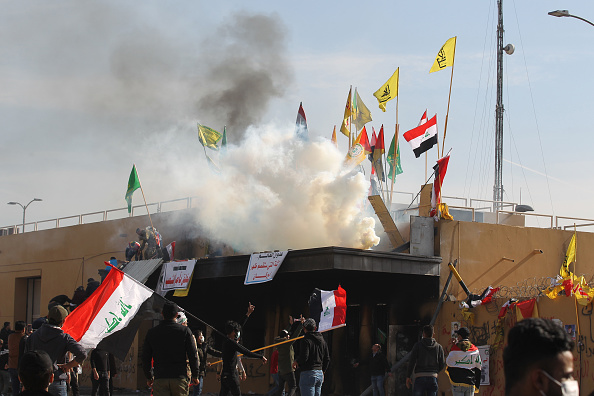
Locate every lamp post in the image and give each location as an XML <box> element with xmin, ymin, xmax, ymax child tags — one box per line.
<box><xmin>7</xmin><ymin>198</ymin><xmax>43</xmax><ymax>233</ymax></box>
<box><xmin>548</xmin><ymin>10</ymin><xmax>594</xmax><ymax>27</ymax></box>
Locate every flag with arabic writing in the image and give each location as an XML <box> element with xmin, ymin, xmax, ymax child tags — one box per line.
<box><xmin>62</xmin><ymin>266</ymin><xmax>163</xmax><ymax>360</ymax></box>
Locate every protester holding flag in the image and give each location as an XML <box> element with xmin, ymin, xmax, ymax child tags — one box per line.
<box><xmin>25</xmin><ymin>305</ymin><xmax>87</xmax><ymax>396</ymax></box>
<box><xmin>445</xmin><ymin>327</ymin><xmax>481</xmax><ymax>396</ymax></box>
<box><xmin>275</xmin><ymin>316</ymin><xmax>304</xmax><ymax>396</ymax></box>
<box><xmin>215</xmin><ymin>320</ymin><xmax>267</xmax><ymax>396</ymax></box>
<box><xmin>293</xmin><ymin>318</ymin><xmax>330</xmax><ymax>396</ymax></box>
<box><xmin>141</xmin><ymin>301</ymin><xmax>199</xmax><ymax>396</ymax></box>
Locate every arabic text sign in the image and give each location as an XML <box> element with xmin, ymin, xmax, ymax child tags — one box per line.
<box><xmin>244</xmin><ymin>251</ymin><xmax>288</xmax><ymax>285</ymax></box>
<box><xmin>162</xmin><ymin>260</ymin><xmax>196</xmax><ymax>291</ymax></box>
<box><xmin>478</xmin><ymin>345</ymin><xmax>490</xmax><ymax>386</ymax></box>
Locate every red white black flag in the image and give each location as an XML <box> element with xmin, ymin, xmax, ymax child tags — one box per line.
<box><xmin>308</xmin><ymin>286</ymin><xmax>347</xmax><ymax>331</ymax></box>
<box><xmin>403</xmin><ymin>111</ymin><xmax>438</xmax><ymax>158</ymax></box>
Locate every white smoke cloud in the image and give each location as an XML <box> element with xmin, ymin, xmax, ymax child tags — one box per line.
<box><xmin>181</xmin><ymin>123</ymin><xmax>380</xmax><ymax>252</ymax></box>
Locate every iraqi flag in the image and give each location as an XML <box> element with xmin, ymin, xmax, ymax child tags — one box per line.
<box><xmin>403</xmin><ymin>111</ymin><xmax>438</xmax><ymax>158</ymax></box>
<box><xmin>308</xmin><ymin>286</ymin><xmax>347</xmax><ymax>331</ymax></box>
<box><xmin>62</xmin><ymin>266</ymin><xmax>163</xmax><ymax>360</ymax></box>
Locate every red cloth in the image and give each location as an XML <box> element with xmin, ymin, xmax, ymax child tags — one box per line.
<box><xmin>270</xmin><ymin>349</ymin><xmax>278</xmax><ymax>374</ymax></box>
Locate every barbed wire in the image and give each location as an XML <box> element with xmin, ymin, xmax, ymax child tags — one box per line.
<box><xmin>468</xmin><ymin>275</ymin><xmax>594</xmax><ymax>300</ymax></box>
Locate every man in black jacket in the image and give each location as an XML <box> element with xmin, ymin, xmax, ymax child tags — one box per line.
<box><xmin>25</xmin><ymin>306</ymin><xmax>87</xmax><ymax>396</ymax></box>
<box><xmin>368</xmin><ymin>344</ymin><xmax>390</xmax><ymax>396</ymax></box>
<box><xmin>141</xmin><ymin>302</ymin><xmax>199</xmax><ymax>396</ymax></box>
<box><xmin>406</xmin><ymin>325</ymin><xmax>445</xmax><ymax>396</ymax></box>
<box><xmin>213</xmin><ymin>320</ymin><xmax>267</xmax><ymax>396</ymax></box>
<box><xmin>293</xmin><ymin>318</ymin><xmax>330</xmax><ymax>396</ymax></box>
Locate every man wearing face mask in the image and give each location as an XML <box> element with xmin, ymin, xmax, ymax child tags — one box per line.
<box><xmin>217</xmin><ymin>320</ymin><xmax>267</xmax><ymax>396</ymax></box>
<box><xmin>503</xmin><ymin>318</ymin><xmax>576</xmax><ymax>396</ymax></box>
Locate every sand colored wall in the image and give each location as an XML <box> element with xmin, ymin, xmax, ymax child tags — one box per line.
<box><xmin>433</xmin><ymin>298</ymin><xmax>594</xmax><ymax>395</ymax></box>
<box><xmin>0</xmin><ymin>209</ymin><xmax>211</xmax><ymax>391</ymax></box>
<box><xmin>430</xmin><ymin>220</ymin><xmax>594</xmax><ymax>395</ymax></box>
<box><xmin>437</xmin><ymin>220</ymin><xmax>593</xmax><ymax>299</ymax></box>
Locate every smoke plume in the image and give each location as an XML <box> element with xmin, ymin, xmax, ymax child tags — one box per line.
<box><xmin>182</xmin><ymin>124</ymin><xmax>380</xmax><ymax>252</ymax></box>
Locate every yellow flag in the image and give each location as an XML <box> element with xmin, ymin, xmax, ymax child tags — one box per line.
<box><xmin>429</xmin><ymin>37</ymin><xmax>456</xmax><ymax>73</ymax></box>
<box><xmin>560</xmin><ymin>233</ymin><xmax>576</xmax><ymax>278</ymax></box>
<box><xmin>352</xmin><ymin>89</ymin><xmax>372</xmax><ymax>131</ymax></box>
<box><xmin>343</xmin><ymin>127</ymin><xmax>369</xmax><ymax>168</ymax></box>
<box><xmin>331</xmin><ymin>126</ymin><xmax>338</xmax><ymax>147</ymax></box>
<box><xmin>340</xmin><ymin>88</ymin><xmax>352</xmax><ymax>137</ymax></box>
<box><xmin>373</xmin><ymin>68</ymin><xmax>399</xmax><ymax>112</ymax></box>
<box><xmin>197</xmin><ymin>123</ymin><xmax>223</xmax><ymax>150</ymax></box>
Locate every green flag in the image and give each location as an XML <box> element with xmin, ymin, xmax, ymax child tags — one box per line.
<box><xmin>386</xmin><ymin>133</ymin><xmax>403</xmax><ymax>181</ymax></box>
<box><xmin>221</xmin><ymin>126</ymin><xmax>227</xmax><ymax>154</ymax></box>
<box><xmin>125</xmin><ymin>165</ymin><xmax>141</xmax><ymax>213</ymax></box>
<box><xmin>197</xmin><ymin>123</ymin><xmax>222</xmax><ymax>150</ymax></box>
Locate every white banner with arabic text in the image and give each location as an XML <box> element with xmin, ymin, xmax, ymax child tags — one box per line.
<box><xmin>244</xmin><ymin>251</ymin><xmax>288</xmax><ymax>285</ymax></box>
<box><xmin>161</xmin><ymin>260</ymin><xmax>196</xmax><ymax>291</ymax></box>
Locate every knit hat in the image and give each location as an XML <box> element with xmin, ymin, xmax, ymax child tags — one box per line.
<box><xmin>48</xmin><ymin>305</ymin><xmax>68</xmax><ymax>324</ymax></box>
<box><xmin>303</xmin><ymin>318</ymin><xmax>317</xmax><ymax>331</ymax></box>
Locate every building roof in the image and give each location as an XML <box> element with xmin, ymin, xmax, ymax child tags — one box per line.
<box><xmin>191</xmin><ymin>246</ymin><xmax>441</xmax><ymax>280</ymax></box>
<box><xmin>121</xmin><ymin>258</ymin><xmax>163</xmax><ymax>283</ymax></box>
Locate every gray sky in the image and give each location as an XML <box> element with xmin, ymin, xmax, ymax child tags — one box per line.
<box><xmin>2</xmin><ymin>1</ymin><xmax>594</xmax><ymax>231</ymax></box>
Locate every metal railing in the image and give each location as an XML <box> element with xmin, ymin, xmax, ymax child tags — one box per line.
<box><xmin>1</xmin><ymin>196</ymin><xmax>198</xmax><ymax>235</ymax></box>
<box><xmin>3</xmin><ymin>192</ymin><xmax>594</xmax><ymax>235</ymax></box>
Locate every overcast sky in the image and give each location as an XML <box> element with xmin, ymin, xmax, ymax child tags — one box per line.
<box><xmin>1</xmin><ymin>1</ymin><xmax>593</xmax><ymax>231</ymax></box>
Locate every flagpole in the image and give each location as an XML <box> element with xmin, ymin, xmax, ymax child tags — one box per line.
<box><xmin>573</xmin><ymin>224</ymin><xmax>580</xmax><ymax>337</ymax></box>
<box><xmin>441</xmin><ymin>37</ymin><xmax>457</xmax><ymax>157</ymax></box>
<box><xmin>388</xmin><ymin>83</ymin><xmax>399</xmax><ymax>208</ymax></box>
<box><xmin>349</xmin><ymin>85</ymin><xmax>354</xmax><ymax>149</ymax></box>
<box><xmin>434</xmin><ymin>149</ymin><xmax>452</xmax><ymax>217</ymax></box>
<box><xmin>425</xmin><ymin>152</ymin><xmax>428</xmax><ymax>182</ymax></box>
<box><xmin>134</xmin><ymin>164</ymin><xmax>155</xmax><ymax>231</ymax></box>
<box><xmin>207</xmin><ymin>323</ymin><xmax>346</xmax><ymax>366</ymax></box>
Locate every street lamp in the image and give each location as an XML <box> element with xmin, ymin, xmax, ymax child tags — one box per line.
<box><xmin>548</xmin><ymin>10</ymin><xmax>594</xmax><ymax>27</ymax></box>
<box><xmin>7</xmin><ymin>198</ymin><xmax>43</xmax><ymax>233</ymax></box>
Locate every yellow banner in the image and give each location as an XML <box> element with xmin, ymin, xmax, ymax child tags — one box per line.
<box><xmin>340</xmin><ymin>88</ymin><xmax>352</xmax><ymax>137</ymax></box>
<box><xmin>429</xmin><ymin>37</ymin><xmax>456</xmax><ymax>73</ymax></box>
<box><xmin>373</xmin><ymin>68</ymin><xmax>399</xmax><ymax>112</ymax></box>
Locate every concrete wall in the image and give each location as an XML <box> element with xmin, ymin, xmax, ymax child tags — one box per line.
<box><xmin>432</xmin><ymin>220</ymin><xmax>594</xmax><ymax>395</ymax></box>
<box><xmin>437</xmin><ymin>220</ymin><xmax>594</xmax><ymax>298</ymax></box>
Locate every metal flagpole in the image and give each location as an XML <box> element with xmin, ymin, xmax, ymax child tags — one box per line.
<box><xmin>441</xmin><ymin>38</ymin><xmax>456</xmax><ymax>157</ymax></box>
<box><xmin>388</xmin><ymin>77</ymin><xmax>399</xmax><ymax>208</ymax></box>
<box><xmin>207</xmin><ymin>323</ymin><xmax>346</xmax><ymax>366</ymax></box>
<box><xmin>134</xmin><ymin>164</ymin><xmax>155</xmax><ymax>231</ymax></box>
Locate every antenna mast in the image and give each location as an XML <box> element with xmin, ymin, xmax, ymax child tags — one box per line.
<box><xmin>493</xmin><ymin>0</ymin><xmax>504</xmax><ymax>211</ymax></box>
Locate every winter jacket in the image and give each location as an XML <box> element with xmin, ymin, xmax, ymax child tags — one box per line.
<box><xmin>445</xmin><ymin>340</ymin><xmax>482</xmax><ymax>391</ymax></box>
<box><xmin>369</xmin><ymin>351</ymin><xmax>390</xmax><ymax>376</ymax></box>
<box><xmin>277</xmin><ymin>321</ymin><xmax>303</xmax><ymax>375</ymax></box>
<box><xmin>213</xmin><ymin>337</ymin><xmax>263</xmax><ymax>375</ymax></box>
<box><xmin>25</xmin><ymin>323</ymin><xmax>87</xmax><ymax>381</ymax></box>
<box><xmin>407</xmin><ymin>337</ymin><xmax>445</xmax><ymax>377</ymax></box>
<box><xmin>196</xmin><ymin>342</ymin><xmax>220</xmax><ymax>378</ymax></box>
<box><xmin>8</xmin><ymin>332</ymin><xmax>24</xmax><ymax>369</ymax></box>
<box><xmin>296</xmin><ymin>331</ymin><xmax>330</xmax><ymax>372</ymax></box>
<box><xmin>141</xmin><ymin>319</ymin><xmax>199</xmax><ymax>380</ymax></box>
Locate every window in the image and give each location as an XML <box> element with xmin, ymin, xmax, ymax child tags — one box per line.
<box><xmin>26</xmin><ymin>277</ymin><xmax>41</xmax><ymax>324</ymax></box>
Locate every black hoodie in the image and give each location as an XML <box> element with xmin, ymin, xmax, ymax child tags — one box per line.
<box><xmin>407</xmin><ymin>337</ymin><xmax>445</xmax><ymax>377</ymax></box>
<box><xmin>25</xmin><ymin>324</ymin><xmax>87</xmax><ymax>381</ymax></box>
<box><xmin>296</xmin><ymin>331</ymin><xmax>330</xmax><ymax>372</ymax></box>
